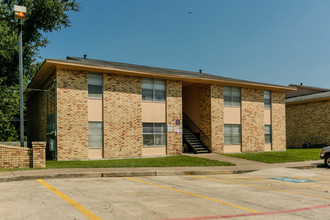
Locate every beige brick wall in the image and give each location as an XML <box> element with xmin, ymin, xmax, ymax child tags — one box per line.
<box><xmin>210</xmin><ymin>85</ymin><xmax>224</xmax><ymax>153</ymax></box>
<box><xmin>272</xmin><ymin>91</ymin><xmax>286</xmax><ymax>151</ymax></box>
<box><xmin>103</xmin><ymin>74</ymin><xmax>142</xmax><ymax>158</ymax></box>
<box><xmin>0</xmin><ymin>142</ymin><xmax>45</xmax><ymax>168</ymax></box>
<box><xmin>200</xmin><ymin>85</ymin><xmax>211</xmax><ymax>149</ymax></box>
<box><xmin>56</xmin><ymin>69</ymin><xmax>88</xmax><ymax>160</ymax></box>
<box><xmin>199</xmin><ymin>85</ymin><xmax>224</xmax><ymax>153</ymax></box>
<box><xmin>286</xmin><ymin>100</ymin><xmax>330</xmax><ymax>148</ymax></box>
<box><xmin>241</xmin><ymin>88</ymin><xmax>265</xmax><ymax>152</ymax></box>
<box><xmin>166</xmin><ymin>80</ymin><xmax>183</xmax><ymax>155</ymax></box>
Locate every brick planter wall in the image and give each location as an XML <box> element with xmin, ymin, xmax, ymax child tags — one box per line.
<box><xmin>0</xmin><ymin>142</ymin><xmax>46</xmax><ymax>169</ymax></box>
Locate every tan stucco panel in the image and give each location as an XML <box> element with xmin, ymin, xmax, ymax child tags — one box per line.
<box><xmin>264</xmin><ymin>143</ymin><xmax>272</xmax><ymax>151</ymax></box>
<box><xmin>88</xmin><ymin>98</ymin><xmax>103</xmax><ymax>121</ymax></box>
<box><xmin>88</xmin><ymin>148</ymin><xmax>103</xmax><ymax>159</ymax></box>
<box><xmin>142</xmin><ymin>147</ymin><xmax>166</xmax><ymax>156</ymax></box>
<box><xmin>183</xmin><ymin>85</ymin><xmax>201</xmax><ymax>127</ymax></box>
<box><xmin>142</xmin><ymin>102</ymin><xmax>166</xmax><ymax>122</ymax></box>
<box><xmin>264</xmin><ymin>109</ymin><xmax>271</xmax><ymax>125</ymax></box>
<box><xmin>224</xmin><ymin>107</ymin><xmax>241</xmax><ymax>124</ymax></box>
<box><xmin>224</xmin><ymin>145</ymin><xmax>241</xmax><ymax>153</ymax></box>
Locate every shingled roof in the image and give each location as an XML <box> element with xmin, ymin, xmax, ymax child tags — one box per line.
<box><xmin>27</xmin><ymin>56</ymin><xmax>295</xmax><ymax>92</ymax></box>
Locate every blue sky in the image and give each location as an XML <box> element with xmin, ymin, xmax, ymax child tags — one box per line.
<box><xmin>39</xmin><ymin>0</ymin><xmax>330</xmax><ymax>88</ymax></box>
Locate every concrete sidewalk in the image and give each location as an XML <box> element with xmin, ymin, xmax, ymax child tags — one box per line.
<box><xmin>0</xmin><ymin>154</ymin><xmax>325</xmax><ymax>182</ymax></box>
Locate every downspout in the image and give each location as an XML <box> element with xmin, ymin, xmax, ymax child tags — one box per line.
<box><xmin>54</xmin><ymin>78</ymin><xmax>57</xmax><ymax>160</ymax></box>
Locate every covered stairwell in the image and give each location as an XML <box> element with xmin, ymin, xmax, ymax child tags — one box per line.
<box><xmin>183</xmin><ymin>114</ymin><xmax>210</xmax><ymax>154</ymax></box>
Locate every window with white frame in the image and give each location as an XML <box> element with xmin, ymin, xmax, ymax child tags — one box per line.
<box><xmin>88</xmin><ymin>73</ymin><xmax>103</xmax><ymax>98</ymax></box>
<box><xmin>264</xmin><ymin>90</ymin><xmax>271</xmax><ymax>108</ymax></box>
<box><xmin>224</xmin><ymin>124</ymin><xmax>241</xmax><ymax>145</ymax></box>
<box><xmin>143</xmin><ymin>123</ymin><xmax>166</xmax><ymax>146</ymax></box>
<box><xmin>142</xmin><ymin>78</ymin><xmax>166</xmax><ymax>101</ymax></box>
<box><xmin>88</xmin><ymin>122</ymin><xmax>103</xmax><ymax>148</ymax></box>
<box><xmin>224</xmin><ymin>86</ymin><xmax>241</xmax><ymax>106</ymax></box>
<box><xmin>265</xmin><ymin>125</ymin><xmax>272</xmax><ymax>143</ymax></box>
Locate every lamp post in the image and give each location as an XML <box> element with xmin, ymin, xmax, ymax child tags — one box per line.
<box><xmin>14</xmin><ymin>5</ymin><xmax>26</xmax><ymax>147</ymax></box>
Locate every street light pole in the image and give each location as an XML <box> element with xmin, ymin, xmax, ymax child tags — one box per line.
<box><xmin>14</xmin><ymin>5</ymin><xmax>26</xmax><ymax>147</ymax></box>
<box><xmin>18</xmin><ymin>19</ymin><xmax>24</xmax><ymax>147</ymax></box>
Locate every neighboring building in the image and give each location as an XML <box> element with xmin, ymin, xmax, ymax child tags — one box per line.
<box><xmin>286</xmin><ymin>84</ymin><xmax>330</xmax><ymax>148</ymax></box>
<box><xmin>26</xmin><ymin>57</ymin><xmax>294</xmax><ymax>160</ymax></box>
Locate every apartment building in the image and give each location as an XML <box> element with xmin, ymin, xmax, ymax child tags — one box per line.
<box><xmin>286</xmin><ymin>84</ymin><xmax>330</xmax><ymax>148</ymax></box>
<box><xmin>26</xmin><ymin>57</ymin><xmax>294</xmax><ymax>160</ymax></box>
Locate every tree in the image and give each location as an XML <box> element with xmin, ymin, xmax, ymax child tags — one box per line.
<box><xmin>0</xmin><ymin>0</ymin><xmax>80</xmax><ymax>141</ymax></box>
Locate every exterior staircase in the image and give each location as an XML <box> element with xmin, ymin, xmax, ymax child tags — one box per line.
<box><xmin>183</xmin><ymin>125</ymin><xmax>210</xmax><ymax>154</ymax></box>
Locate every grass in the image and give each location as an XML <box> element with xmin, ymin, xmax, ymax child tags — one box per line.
<box><xmin>221</xmin><ymin>148</ymin><xmax>322</xmax><ymax>163</ymax></box>
<box><xmin>46</xmin><ymin>155</ymin><xmax>234</xmax><ymax>169</ymax></box>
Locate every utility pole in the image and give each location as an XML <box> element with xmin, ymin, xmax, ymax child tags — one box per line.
<box><xmin>14</xmin><ymin>5</ymin><xmax>27</xmax><ymax>147</ymax></box>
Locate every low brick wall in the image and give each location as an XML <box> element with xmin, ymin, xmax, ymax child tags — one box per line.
<box><xmin>0</xmin><ymin>142</ymin><xmax>46</xmax><ymax>169</ymax></box>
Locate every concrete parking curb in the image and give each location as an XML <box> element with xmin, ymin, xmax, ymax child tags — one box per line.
<box><xmin>0</xmin><ymin>159</ymin><xmax>324</xmax><ymax>183</ymax></box>
<box><xmin>0</xmin><ymin>169</ymin><xmax>259</xmax><ymax>182</ymax></box>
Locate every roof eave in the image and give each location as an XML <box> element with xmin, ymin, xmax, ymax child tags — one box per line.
<box><xmin>27</xmin><ymin>59</ymin><xmax>296</xmax><ymax>93</ymax></box>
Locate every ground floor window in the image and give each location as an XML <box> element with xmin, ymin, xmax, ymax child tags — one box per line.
<box><xmin>88</xmin><ymin>122</ymin><xmax>103</xmax><ymax>148</ymax></box>
<box><xmin>265</xmin><ymin>125</ymin><xmax>272</xmax><ymax>143</ymax></box>
<box><xmin>224</xmin><ymin>124</ymin><xmax>241</xmax><ymax>145</ymax></box>
<box><xmin>143</xmin><ymin>123</ymin><xmax>166</xmax><ymax>146</ymax></box>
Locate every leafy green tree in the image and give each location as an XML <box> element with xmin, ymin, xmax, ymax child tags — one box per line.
<box><xmin>0</xmin><ymin>0</ymin><xmax>80</xmax><ymax>141</ymax></box>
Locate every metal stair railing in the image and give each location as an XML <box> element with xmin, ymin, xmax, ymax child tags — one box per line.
<box><xmin>183</xmin><ymin>113</ymin><xmax>210</xmax><ymax>151</ymax></box>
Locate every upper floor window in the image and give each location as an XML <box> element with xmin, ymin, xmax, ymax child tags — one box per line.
<box><xmin>88</xmin><ymin>73</ymin><xmax>103</xmax><ymax>98</ymax></box>
<box><xmin>224</xmin><ymin>86</ymin><xmax>241</xmax><ymax>106</ymax></box>
<box><xmin>264</xmin><ymin>90</ymin><xmax>271</xmax><ymax>108</ymax></box>
<box><xmin>142</xmin><ymin>78</ymin><xmax>166</xmax><ymax>102</ymax></box>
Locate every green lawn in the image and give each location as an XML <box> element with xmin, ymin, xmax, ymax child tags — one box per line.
<box><xmin>221</xmin><ymin>148</ymin><xmax>321</xmax><ymax>163</ymax></box>
<box><xmin>46</xmin><ymin>155</ymin><xmax>234</xmax><ymax>168</ymax></box>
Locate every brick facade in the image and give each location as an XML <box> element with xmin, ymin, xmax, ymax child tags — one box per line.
<box><xmin>32</xmin><ymin>142</ymin><xmax>46</xmax><ymax>168</ymax></box>
<box><xmin>0</xmin><ymin>142</ymin><xmax>46</xmax><ymax>169</ymax></box>
<box><xmin>199</xmin><ymin>85</ymin><xmax>224</xmax><ymax>153</ymax></box>
<box><xmin>286</xmin><ymin>100</ymin><xmax>330</xmax><ymax>148</ymax></box>
<box><xmin>272</xmin><ymin>91</ymin><xmax>286</xmax><ymax>151</ymax></box>
<box><xmin>56</xmin><ymin>69</ymin><xmax>89</xmax><ymax>160</ymax></box>
<box><xmin>166</xmin><ymin>80</ymin><xmax>183</xmax><ymax>155</ymax></box>
<box><xmin>241</xmin><ymin>88</ymin><xmax>265</xmax><ymax>152</ymax></box>
<box><xmin>200</xmin><ymin>85</ymin><xmax>211</xmax><ymax>149</ymax></box>
<box><xmin>27</xmin><ymin>61</ymin><xmax>289</xmax><ymax>160</ymax></box>
<box><xmin>103</xmin><ymin>74</ymin><xmax>142</xmax><ymax>158</ymax></box>
<box><xmin>210</xmin><ymin>85</ymin><xmax>224</xmax><ymax>153</ymax></box>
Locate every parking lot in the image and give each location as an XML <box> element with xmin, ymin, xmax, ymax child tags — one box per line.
<box><xmin>0</xmin><ymin>167</ymin><xmax>329</xmax><ymax>219</ymax></box>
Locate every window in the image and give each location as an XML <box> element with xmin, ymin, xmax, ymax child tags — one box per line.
<box><xmin>265</xmin><ymin>125</ymin><xmax>272</xmax><ymax>143</ymax></box>
<box><xmin>264</xmin><ymin>90</ymin><xmax>271</xmax><ymax>108</ymax></box>
<box><xmin>143</xmin><ymin>123</ymin><xmax>166</xmax><ymax>146</ymax></box>
<box><xmin>224</xmin><ymin>124</ymin><xmax>241</xmax><ymax>145</ymax></box>
<box><xmin>224</xmin><ymin>86</ymin><xmax>241</xmax><ymax>106</ymax></box>
<box><xmin>142</xmin><ymin>78</ymin><xmax>166</xmax><ymax>101</ymax></box>
<box><xmin>89</xmin><ymin>122</ymin><xmax>103</xmax><ymax>148</ymax></box>
<box><xmin>88</xmin><ymin>73</ymin><xmax>103</xmax><ymax>98</ymax></box>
